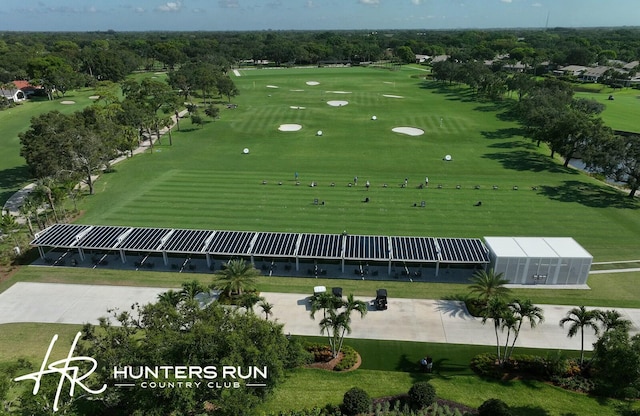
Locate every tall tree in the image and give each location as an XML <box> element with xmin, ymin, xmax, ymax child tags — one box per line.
<box><xmin>506</xmin><ymin>299</ymin><xmax>544</xmax><ymax>360</ymax></box>
<box><xmin>76</xmin><ymin>296</ymin><xmax>303</xmax><ymax>416</ymax></box>
<box><xmin>310</xmin><ymin>292</ymin><xmax>367</xmax><ymax>358</ymax></box>
<box><xmin>468</xmin><ymin>268</ymin><xmax>511</xmax><ymax>304</ymax></box>
<box><xmin>259</xmin><ymin>300</ymin><xmax>274</xmax><ymax>320</ymax></box>
<box><xmin>583</xmin><ymin>133</ymin><xmax>640</xmax><ymax>198</ymax></box>
<box><xmin>597</xmin><ymin>309</ymin><xmax>631</xmax><ymax>334</ymax></box>
<box><xmin>212</xmin><ymin>258</ymin><xmax>260</xmax><ymax>298</ymax></box>
<box><xmin>559</xmin><ymin>306</ymin><xmax>601</xmax><ymax>366</ymax></box>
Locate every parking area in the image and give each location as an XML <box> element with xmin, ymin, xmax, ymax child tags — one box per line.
<box><xmin>1</xmin><ymin>281</ymin><xmax>633</xmax><ymax>351</ymax></box>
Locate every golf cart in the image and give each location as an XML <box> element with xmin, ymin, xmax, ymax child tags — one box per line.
<box><xmin>312</xmin><ymin>285</ymin><xmax>327</xmax><ymax>300</ymax></box>
<box><xmin>375</xmin><ymin>288</ymin><xmax>388</xmax><ymax>310</ymax></box>
<box><xmin>332</xmin><ymin>287</ymin><xmax>343</xmax><ymax>298</ymax></box>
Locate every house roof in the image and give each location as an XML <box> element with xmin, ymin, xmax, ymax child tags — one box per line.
<box><xmin>623</xmin><ymin>61</ymin><xmax>639</xmax><ymax>70</ymax></box>
<box><xmin>11</xmin><ymin>80</ymin><xmax>39</xmax><ymax>91</ymax></box>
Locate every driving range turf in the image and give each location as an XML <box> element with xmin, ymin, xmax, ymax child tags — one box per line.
<box><xmin>72</xmin><ymin>66</ymin><xmax>640</xmax><ymax>261</ymax></box>
<box><xmin>2</xmin><ymin>66</ymin><xmax>640</xmax><ymax>415</ymax></box>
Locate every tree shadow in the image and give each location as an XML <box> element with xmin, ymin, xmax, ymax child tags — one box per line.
<box><xmin>0</xmin><ymin>165</ymin><xmax>31</xmax><ymax>206</ymax></box>
<box><xmin>434</xmin><ymin>299</ymin><xmax>474</xmax><ymax>319</ymax></box>
<box><xmin>483</xmin><ymin>150</ymin><xmax>576</xmax><ymax>174</ymax></box>
<box><xmin>539</xmin><ymin>181</ymin><xmax>639</xmax><ymax>209</ymax></box>
<box><xmin>480</xmin><ymin>128</ymin><xmax>527</xmax><ymax>141</ymax></box>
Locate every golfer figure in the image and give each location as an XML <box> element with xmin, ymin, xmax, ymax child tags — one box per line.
<box><xmin>354</xmin><ymin>176</ymin><xmax>358</xmax><ymax>186</ymax></box>
<box><xmin>366</xmin><ymin>180</ymin><xmax>370</xmax><ymax>190</ymax></box>
<box><xmin>425</xmin><ymin>176</ymin><xmax>429</xmax><ymax>187</ymax></box>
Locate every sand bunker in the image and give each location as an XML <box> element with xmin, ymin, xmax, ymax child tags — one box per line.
<box><xmin>290</xmin><ymin>106</ymin><xmax>306</xmax><ymax>110</ymax></box>
<box><xmin>327</xmin><ymin>100</ymin><xmax>349</xmax><ymax>107</ymax></box>
<box><xmin>392</xmin><ymin>127</ymin><xmax>424</xmax><ymax>136</ymax></box>
<box><xmin>306</xmin><ymin>81</ymin><xmax>320</xmax><ymax>86</ymax></box>
<box><xmin>290</xmin><ymin>89</ymin><xmax>305</xmax><ymax>92</ymax></box>
<box><xmin>60</xmin><ymin>101</ymin><xmax>76</xmax><ymax>105</ymax></box>
<box><xmin>89</xmin><ymin>95</ymin><xmax>100</xmax><ymax>100</ymax></box>
<box><xmin>278</xmin><ymin>124</ymin><xmax>302</xmax><ymax>132</ymax></box>
<box><xmin>326</xmin><ymin>91</ymin><xmax>352</xmax><ymax>94</ymax></box>
<box><xmin>267</xmin><ymin>85</ymin><xmax>279</xmax><ymax>88</ymax></box>
<box><xmin>383</xmin><ymin>94</ymin><xmax>404</xmax><ymax>99</ymax></box>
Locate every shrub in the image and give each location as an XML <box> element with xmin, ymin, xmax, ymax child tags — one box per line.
<box><xmin>470</xmin><ymin>353</ymin><xmax>501</xmax><ymax>379</ymax></box>
<box><xmin>342</xmin><ymin>387</ymin><xmax>371</xmax><ymax>416</ymax></box>
<box><xmin>305</xmin><ymin>343</ymin><xmax>334</xmax><ymax>363</ymax></box>
<box><xmin>408</xmin><ymin>381</ymin><xmax>436</xmax><ymax>409</ymax></box>
<box><xmin>335</xmin><ymin>345</ymin><xmax>358</xmax><ymax>371</ymax></box>
<box><xmin>477</xmin><ymin>398</ymin><xmax>512</xmax><ymax>416</ymax></box>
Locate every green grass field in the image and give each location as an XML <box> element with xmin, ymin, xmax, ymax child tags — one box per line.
<box><xmin>68</xmin><ymin>67</ymin><xmax>640</xmax><ymax>261</ymax></box>
<box><xmin>2</xmin><ymin>67</ymin><xmax>640</xmax><ymax>415</ymax></box>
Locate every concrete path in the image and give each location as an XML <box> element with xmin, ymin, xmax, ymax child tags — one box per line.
<box><xmin>2</xmin><ymin>282</ymin><xmax>638</xmax><ymax>351</ymax></box>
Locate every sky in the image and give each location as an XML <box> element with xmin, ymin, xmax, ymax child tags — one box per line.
<box><xmin>0</xmin><ymin>0</ymin><xmax>639</xmax><ymax>32</ymax></box>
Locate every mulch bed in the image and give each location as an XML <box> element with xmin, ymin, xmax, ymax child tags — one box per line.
<box><xmin>306</xmin><ymin>350</ymin><xmax>362</xmax><ymax>372</ymax></box>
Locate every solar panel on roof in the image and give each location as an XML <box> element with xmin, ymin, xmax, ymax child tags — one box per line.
<box><xmin>30</xmin><ymin>224</ymin><xmax>490</xmax><ymax>266</ymax></box>
<box><xmin>252</xmin><ymin>232</ymin><xmax>298</xmax><ymax>256</ymax></box>
<box><xmin>119</xmin><ymin>228</ymin><xmax>172</xmax><ymax>251</ymax></box>
<box><xmin>31</xmin><ymin>224</ymin><xmax>92</xmax><ymax>247</ymax></box>
<box><xmin>344</xmin><ymin>235</ymin><xmax>389</xmax><ymax>260</ymax></box>
<box><xmin>161</xmin><ymin>229</ymin><xmax>214</xmax><ymax>253</ymax></box>
<box><xmin>206</xmin><ymin>231</ymin><xmax>255</xmax><ymax>255</ymax></box>
<box><xmin>390</xmin><ymin>237</ymin><xmax>439</xmax><ymax>262</ymax></box>
<box><xmin>297</xmin><ymin>233</ymin><xmax>343</xmax><ymax>258</ymax></box>
<box><xmin>76</xmin><ymin>226</ymin><xmax>131</xmax><ymax>250</ymax></box>
<box><xmin>437</xmin><ymin>238</ymin><xmax>489</xmax><ymax>263</ymax></box>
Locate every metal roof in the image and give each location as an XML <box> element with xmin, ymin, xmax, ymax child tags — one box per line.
<box><xmin>31</xmin><ymin>224</ymin><xmax>490</xmax><ymax>264</ymax></box>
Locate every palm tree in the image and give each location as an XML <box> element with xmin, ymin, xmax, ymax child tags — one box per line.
<box><xmin>237</xmin><ymin>292</ymin><xmax>264</xmax><ymax>314</ymax></box>
<box><xmin>212</xmin><ymin>258</ymin><xmax>260</xmax><ymax>298</ymax></box>
<box><xmin>258</xmin><ymin>301</ymin><xmax>274</xmax><ymax>320</ymax></box>
<box><xmin>180</xmin><ymin>280</ymin><xmax>207</xmax><ymax>301</ymax></box>
<box><xmin>506</xmin><ymin>299</ymin><xmax>544</xmax><ymax>360</ymax></box>
<box><xmin>480</xmin><ymin>296</ymin><xmax>510</xmax><ymax>363</ymax></box>
<box><xmin>157</xmin><ymin>289</ymin><xmax>182</xmax><ymax>307</ymax></box>
<box><xmin>310</xmin><ymin>291</ymin><xmax>343</xmax><ymax>321</ymax></box>
<box><xmin>335</xmin><ymin>294</ymin><xmax>368</xmax><ymax>357</ymax></box>
<box><xmin>35</xmin><ymin>177</ymin><xmax>59</xmax><ymax>223</ymax></box>
<box><xmin>559</xmin><ymin>306</ymin><xmax>601</xmax><ymax>366</ymax></box>
<box><xmin>18</xmin><ymin>198</ymin><xmax>36</xmax><ymax>236</ymax></box>
<box><xmin>468</xmin><ymin>268</ymin><xmax>511</xmax><ymax>303</ymax></box>
<box><xmin>597</xmin><ymin>309</ymin><xmax>631</xmax><ymax>334</ymax></box>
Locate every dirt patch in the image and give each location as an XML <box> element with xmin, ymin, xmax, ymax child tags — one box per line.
<box><xmin>60</xmin><ymin>101</ymin><xmax>76</xmax><ymax>105</ymax></box>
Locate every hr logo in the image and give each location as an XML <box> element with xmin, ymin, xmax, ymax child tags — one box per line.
<box><xmin>14</xmin><ymin>332</ymin><xmax>107</xmax><ymax>412</ymax></box>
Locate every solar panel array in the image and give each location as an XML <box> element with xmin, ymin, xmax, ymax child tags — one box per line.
<box><xmin>31</xmin><ymin>224</ymin><xmax>489</xmax><ymax>264</ymax></box>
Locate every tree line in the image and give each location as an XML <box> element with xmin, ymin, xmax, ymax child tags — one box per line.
<box><xmin>2</xmin><ymin>27</ymin><xmax>640</xmax><ymax>87</ymax></box>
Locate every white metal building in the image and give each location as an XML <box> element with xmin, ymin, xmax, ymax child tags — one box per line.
<box><xmin>483</xmin><ymin>237</ymin><xmax>592</xmax><ymax>285</ymax></box>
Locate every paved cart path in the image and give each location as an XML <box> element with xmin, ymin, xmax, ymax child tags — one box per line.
<box><xmin>2</xmin><ymin>282</ymin><xmax>639</xmax><ymax>351</ymax></box>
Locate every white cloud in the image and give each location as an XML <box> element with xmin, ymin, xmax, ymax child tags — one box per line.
<box><xmin>500</xmin><ymin>0</ymin><xmax>512</xmax><ymax>3</ymax></box>
<box><xmin>157</xmin><ymin>2</ymin><xmax>182</xmax><ymax>12</ymax></box>
<box><xmin>532</xmin><ymin>2</ymin><xmax>542</xmax><ymax>6</ymax></box>
<box><xmin>411</xmin><ymin>0</ymin><xmax>423</xmax><ymax>4</ymax></box>
<box><xmin>359</xmin><ymin>0</ymin><xmax>380</xmax><ymax>6</ymax></box>
<box><xmin>134</xmin><ymin>7</ymin><xmax>145</xmax><ymax>13</ymax></box>
<box><xmin>306</xmin><ymin>0</ymin><xmax>316</xmax><ymax>8</ymax></box>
